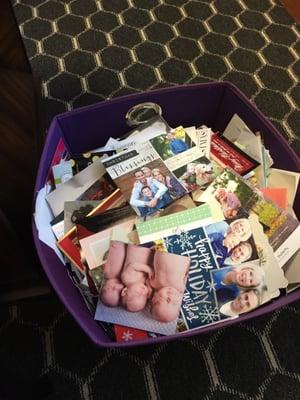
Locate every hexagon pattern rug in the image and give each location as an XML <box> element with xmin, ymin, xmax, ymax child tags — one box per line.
<box><xmin>5</xmin><ymin>1</ymin><xmax>300</xmax><ymax>399</ymax></box>
<box><xmin>12</xmin><ymin>0</ymin><xmax>300</xmax><ymax>155</ymax></box>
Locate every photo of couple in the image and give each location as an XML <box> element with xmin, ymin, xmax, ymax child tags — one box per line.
<box><xmin>99</xmin><ymin>241</ymin><xmax>190</xmax><ymax>323</ymax></box>
<box><xmin>210</xmin><ymin>263</ymin><xmax>267</xmax><ymax>317</ymax></box>
<box><xmin>129</xmin><ymin>164</ymin><xmax>186</xmax><ymax>217</ymax></box>
<box><xmin>205</xmin><ymin>218</ymin><xmax>258</xmax><ymax>267</ymax></box>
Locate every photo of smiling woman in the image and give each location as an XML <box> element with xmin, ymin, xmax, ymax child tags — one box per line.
<box><xmin>205</xmin><ymin>218</ymin><xmax>258</xmax><ymax>267</ymax></box>
<box><xmin>210</xmin><ymin>263</ymin><xmax>267</xmax><ymax>317</ymax></box>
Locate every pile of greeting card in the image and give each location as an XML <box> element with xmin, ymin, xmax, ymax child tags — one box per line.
<box><xmin>34</xmin><ymin>112</ymin><xmax>300</xmax><ymax>342</ymax></box>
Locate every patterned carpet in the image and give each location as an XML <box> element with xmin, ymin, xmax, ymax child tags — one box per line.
<box><xmin>3</xmin><ymin>0</ymin><xmax>300</xmax><ymax>399</ymax></box>
<box><xmin>12</xmin><ymin>0</ymin><xmax>300</xmax><ymax>155</ymax></box>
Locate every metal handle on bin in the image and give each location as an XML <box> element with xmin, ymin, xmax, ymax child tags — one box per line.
<box><xmin>126</xmin><ymin>102</ymin><xmax>162</xmax><ymax>126</ymax></box>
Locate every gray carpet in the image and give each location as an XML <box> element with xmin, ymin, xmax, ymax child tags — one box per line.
<box><xmin>2</xmin><ymin>1</ymin><xmax>300</xmax><ymax>399</ymax></box>
<box><xmin>13</xmin><ymin>0</ymin><xmax>300</xmax><ymax>156</ymax></box>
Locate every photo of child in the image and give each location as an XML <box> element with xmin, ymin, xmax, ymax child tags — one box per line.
<box><xmin>149</xmin><ymin>251</ymin><xmax>189</xmax><ymax>322</ymax></box>
<box><xmin>98</xmin><ymin>241</ymin><xmax>190</xmax><ymax>326</ymax></box>
<box><xmin>139</xmin><ymin>185</ymin><xmax>173</xmax><ymax>217</ymax></box>
<box><xmin>149</xmin><ymin>128</ymin><xmax>191</xmax><ymax>160</ymax></box>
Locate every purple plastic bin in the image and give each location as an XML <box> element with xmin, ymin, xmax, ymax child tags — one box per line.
<box><xmin>33</xmin><ymin>82</ymin><xmax>300</xmax><ymax>348</ymax></box>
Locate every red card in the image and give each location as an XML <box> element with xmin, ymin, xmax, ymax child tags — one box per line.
<box><xmin>46</xmin><ymin>137</ymin><xmax>69</xmax><ymax>185</ymax></box>
<box><xmin>211</xmin><ymin>134</ymin><xmax>259</xmax><ymax>175</ymax></box>
<box><xmin>114</xmin><ymin>325</ymin><xmax>149</xmax><ymax>342</ymax></box>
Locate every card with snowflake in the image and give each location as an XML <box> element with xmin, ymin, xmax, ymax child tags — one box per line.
<box><xmin>153</xmin><ymin>225</ymin><xmax>230</xmax><ymax>330</ymax></box>
<box><xmin>114</xmin><ymin>324</ymin><xmax>161</xmax><ymax>342</ymax></box>
<box><xmin>114</xmin><ymin>325</ymin><xmax>148</xmax><ymax>342</ymax></box>
<box><xmin>149</xmin><ymin>211</ymin><xmax>288</xmax><ymax>331</ymax></box>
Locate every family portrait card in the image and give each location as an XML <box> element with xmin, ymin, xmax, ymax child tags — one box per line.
<box><xmin>102</xmin><ymin>141</ymin><xmax>187</xmax><ymax>217</ymax></box>
<box><xmin>173</xmin><ymin>156</ymin><xmax>223</xmax><ymax>193</ymax></box>
<box><xmin>148</xmin><ymin>126</ymin><xmax>194</xmax><ymax>160</ymax></box>
<box><xmin>209</xmin><ymin>263</ymin><xmax>271</xmax><ymax>319</ymax></box>
<box><xmin>203</xmin><ymin>218</ymin><xmax>258</xmax><ymax>267</ymax></box>
<box><xmin>151</xmin><ymin>225</ymin><xmax>233</xmax><ymax>330</ymax></box>
<box><xmin>94</xmin><ymin>241</ymin><xmax>190</xmax><ymax>335</ymax></box>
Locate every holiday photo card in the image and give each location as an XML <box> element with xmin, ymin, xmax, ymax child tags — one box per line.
<box><xmin>94</xmin><ymin>241</ymin><xmax>191</xmax><ymax>335</ymax></box>
<box><xmin>102</xmin><ymin>141</ymin><xmax>187</xmax><ymax>217</ymax></box>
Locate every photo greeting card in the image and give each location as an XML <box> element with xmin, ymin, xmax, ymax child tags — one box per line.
<box><xmin>102</xmin><ymin>141</ymin><xmax>187</xmax><ymax>217</ymax></box>
<box><xmin>209</xmin><ymin>263</ymin><xmax>273</xmax><ymax>319</ymax></box>
<box><xmin>198</xmin><ymin>168</ymin><xmax>300</xmax><ymax>267</ymax></box>
<box><xmin>151</xmin><ymin>225</ymin><xmax>234</xmax><ymax>330</ymax></box>
<box><xmin>94</xmin><ymin>241</ymin><xmax>191</xmax><ymax>335</ymax></box>
<box><xmin>102</xmin><ymin>125</ymin><xmax>223</xmax><ymax>217</ymax></box>
<box><xmin>137</xmin><ymin>208</ymin><xmax>287</xmax><ymax>330</ymax></box>
<box><xmin>149</xmin><ymin>126</ymin><xmax>219</xmax><ymax>192</ymax></box>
